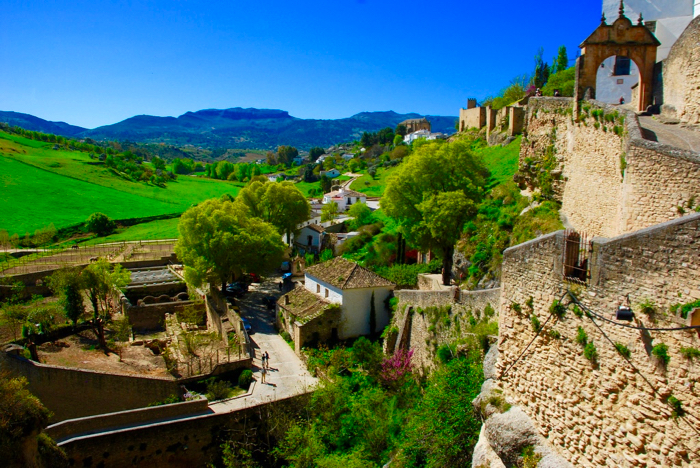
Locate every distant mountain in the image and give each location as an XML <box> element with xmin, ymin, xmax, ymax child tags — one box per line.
<box><xmin>1</xmin><ymin>108</ymin><xmax>458</xmax><ymax>150</ymax></box>
<box><xmin>0</xmin><ymin>111</ymin><xmax>86</xmax><ymax>137</ymax></box>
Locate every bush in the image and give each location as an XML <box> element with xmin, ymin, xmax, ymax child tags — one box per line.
<box><xmin>436</xmin><ymin>344</ymin><xmax>455</xmax><ymax>364</ymax></box>
<box><xmin>614</xmin><ymin>342</ymin><xmax>631</xmax><ymax>359</ymax></box>
<box><xmin>652</xmin><ymin>343</ymin><xmax>670</xmax><ymax>366</ymax></box>
<box><xmin>638</xmin><ymin>298</ymin><xmax>656</xmax><ymax>315</ymax></box>
<box><xmin>548</xmin><ymin>329</ymin><xmax>561</xmax><ymax>339</ymax></box>
<box><xmin>583</xmin><ymin>342</ymin><xmax>597</xmax><ymax>363</ymax></box>
<box><xmin>205</xmin><ymin>378</ymin><xmax>232</xmax><ymax>401</ymax></box>
<box><xmin>86</xmin><ymin>212</ymin><xmax>116</xmax><ymax>236</ymax></box>
<box><xmin>530</xmin><ymin>315</ymin><xmax>541</xmax><ymax>333</ymax></box>
<box><xmin>549</xmin><ymin>300</ymin><xmax>566</xmax><ymax>319</ymax></box>
<box><xmin>281</xmin><ymin>331</ymin><xmax>292</xmax><ymax>342</ymax></box>
<box><xmin>668</xmin><ymin>395</ymin><xmax>685</xmax><ymax>419</ymax></box>
<box><xmin>576</xmin><ymin>326</ymin><xmax>588</xmax><ymax>345</ymax></box>
<box><xmin>238</xmin><ymin>370</ymin><xmax>253</xmax><ymax>389</ymax></box>
<box><xmin>680</xmin><ymin>347</ymin><xmax>700</xmax><ymax>360</ymax></box>
<box><xmin>510</xmin><ymin>302</ymin><xmax>522</xmax><ymax>313</ymax></box>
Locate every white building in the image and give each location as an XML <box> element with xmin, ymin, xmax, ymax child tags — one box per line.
<box><xmin>276</xmin><ymin>257</ymin><xmax>395</xmax><ymax>350</ymax></box>
<box><xmin>403</xmin><ymin>129</ymin><xmax>445</xmax><ymax>144</ymax></box>
<box><xmin>342</xmin><ymin>153</ymin><xmax>355</xmax><ymax>160</ymax></box>
<box><xmin>296</xmin><ymin>224</ymin><xmax>325</xmax><ymax>253</ymax></box>
<box><xmin>322</xmin><ymin>187</ymin><xmax>366</xmax><ymax>212</ymax></box>
<box><xmin>320</xmin><ymin>168</ymin><xmax>341</xmax><ymax>178</ymax></box>
<box><xmin>267</xmin><ymin>173</ymin><xmax>283</xmax><ymax>183</ymax></box>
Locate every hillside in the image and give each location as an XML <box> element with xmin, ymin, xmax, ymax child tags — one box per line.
<box><xmin>0</xmin><ymin>131</ymin><xmax>244</xmax><ymax>236</ymax></box>
<box><xmin>0</xmin><ymin>109</ymin><xmax>457</xmax><ymax>151</ymax></box>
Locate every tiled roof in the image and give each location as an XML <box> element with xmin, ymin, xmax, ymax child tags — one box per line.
<box><xmin>325</xmin><ymin>189</ymin><xmax>365</xmax><ymax>198</ymax></box>
<box><xmin>277</xmin><ymin>286</ymin><xmax>330</xmax><ymax>322</ymax></box>
<box><xmin>305</xmin><ymin>257</ymin><xmax>395</xmax><ymax>290</ymax></box>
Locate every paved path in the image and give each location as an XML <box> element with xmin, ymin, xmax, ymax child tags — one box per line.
<box><xmin>638</xmin><ymin>116</ymin><xmax>700</xmax><ymax>153</ymax></box>
<box><xmin>209</xmin><ymin>275</ymin><xmax>317</xmax><ymax>413</ymax></box>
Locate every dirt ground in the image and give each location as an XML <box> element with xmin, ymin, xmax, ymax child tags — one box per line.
<box><xmin>38</xmin><ymin>329</ymin><xmax>171</xmax><ymax>378</ymax></box>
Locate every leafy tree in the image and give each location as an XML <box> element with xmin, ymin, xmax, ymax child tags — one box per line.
<box><xmin>0</xmin><ymin>304</ymin><xmax>28</xmax><ymax>341</ymax></box>
<box><xmin>381</xmin><ymin>140</ymin><xmax>487</xmax><ymax>285</ymax></box>
<box><xmin>277</xmin><ymin>146</ymin><xmax>299</xmax><ymax>167</ymax></box>
<box><xmin>32</xmin><ymin>223</ymin><xmax>56</xmax><ymax>246</ymax></box>
<box><xmin>542</xmin><ymin>67</ymin><xmax>575</xmax><ymax>97</ymax></box>
<box><xmin>0</xmin><ymin>229</ymin><xmax>9</xmax><ymax>248</ymax></box>
<box><xmin>215</xmin><ymin>161</ymin><xmax>235</xmax><ymax>180</ymax></box>
<box><xmin>321</xmin><ymin>202</ymin><xmax>339</xmax><ymax>224</ymax></box>
<box><xmin>81</xmin><ymin>259</ymin><xmax>130</xmax><ymax>349</ymax></box>
<box><xmin>176</xmin><ymin>198</ymin><xmax>285</xmax><ymax>291</ymax></box>
<box><xmin>152</xmin><ymin>156</ymin><xmax>166</xmax><ymax>171</ymax></box>
<box><xmin>47</xmin><ymin>268</ymin><xmax>85</xmax><ymax>326</ymax></box>
<box><xmin>0</xmin><ymin>375</ymin><xmax>68</xmax><ymax>467</ymax></box>
<box><xmin>367</xmin><ymin>165</ymin><xmax>377</xmax><ymax>179</ymax></box>
<box><xmin>320</xmin><ymin>175</ymin><xmax>332</xmax><ymax>194</ymax></box>
<box><xmin>347</xmin><ymin>202</ymin><xmax>374</xmax><ymax>229</ymax></box>
<box><xmin>86</xmin><ymin>212</ymin><xmax>116</xmax><ymax>236</ymax></box>
<box><xmin>309</xmin><ymin>147</ymin><xmax>325</xmax><ymax>162</ymax></box>
<box><xmin>393</xmin><ymin>134</ymin><xmax>404</xmax><ymax>146</ymax></box>
<box><xmin>360</xmin><ymin>132</ymin><xmax>372</xmax><ymax>148</ymax></box>
<box><xmin>533</xmin><ymin>47</ymin><xmax>550</xmax><ymax>89</ymax></box>
<box><xmin>320</xmin><ymin>249</ymin><xmax>334</xmax><ymax>262</ymax></box>
<box><xmin>395</xmin><ymin>124</ymin><xmax>407</xmax><ymax>136</ymax></box>
<box><xmin>234</xmin><ymin>181</ymin><xmax>311</xmax><ymax>244</ymax></box>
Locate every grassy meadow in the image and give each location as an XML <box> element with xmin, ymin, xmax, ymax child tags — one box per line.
<box><xmin>0</xmin><ymin>131</ymin><xmax>244</xmax><ymax>235</ymax></box>
<box><xmin>349</xmin><ymin>165</ymin><xmax>398</xmax><ymax>197</ymax></box>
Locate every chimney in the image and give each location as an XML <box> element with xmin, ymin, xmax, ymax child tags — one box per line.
<box><xmin>284</xmin><ymin>295</ymin><xmax>290</xmax><ymax>305</ymax></box>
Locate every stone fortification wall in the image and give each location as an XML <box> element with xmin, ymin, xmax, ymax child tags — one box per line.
<box><xmin>46</xmin><ymin>396</ymin><xmax>209</xmax><ymax>443</ymax></box>
<box><xmin>58</xmin><ymin>394</ymin><xmax>306</xmax><ymax>468</ymax></box>
<box><xmin>496</xmin><ymin>213</ymin><xmax>700</xmax><ymax>467</ymax></box>
<box><xmin>0</xmin><ymin>353</ymin><xmax>180</xmax><ymax>422</ymax></box>
<box><xmin>521</xmin><ymin>97</ymin><xmax>700</xmax><ymax>237</ymax></box>
<box><xmin>389</xmin><ymin>288</ymin><xmax>500</xmax><ymax>371</ymax></box>
<box><xmin>661</xmin><ymin>16</ymin><xmax>700</xmax><ymax>124</ymax></box>
<box><xmin>459</xmin><ymin>107</ymin><xmax>486</xmax><ymax>131</ymax></box>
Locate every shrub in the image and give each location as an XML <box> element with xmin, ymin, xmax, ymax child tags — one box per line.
<box><xmin>510</xmin><ymin>302</ymin><xmax>522</xmax><ymax>314</ymax></box>
<box><xmin>525</xmin><ymin>296</ymin><xmax>534</xmax><ymax>311</ymax></box>
<box><xmin>549</xmin><ymin>300</ymin><xmax>566</xmax><ymax>319</ymax></box>
<box><xmin>486</xmin><ymin>394</ymin><xmax>511</xmax><ymax>413</ymax></box>
<box><xmin>572</xmin><ymin>305</ymin><xmax>583</xmax><ymax>318</ymax></box>
<box><xmin>484</xmin><ymin>304</ymin><xmax>495</xmax><ymax>319</ymax></box>
<box><xmin>680</xmin><ymin>347</ymin><xmax>700</xmax><ymax>360</ymax></box>
<box><xmin>147</xmin><ymin>394</ymin><xmax>180</xmax><ymax>406</ymax></box>
<box><xmin>280</xmin><ymin>331</ymin><xmax>292</xmax><ymax>342</ymax></box>
<box><xmin>238</xmin><ymin>370</ymin><xmax>253</xmax><ymax>389</ymax></box>
<box><xmin>86</xmin><ymin>212</ymin><xmax>116</xmax><ymax>236</ymax></box>
<box><xmin>548</xmin><ymin>329</ymin><xmax>561</xmax><ymax>339</ymax></box>
<box><xmin>652</xmin><ymin>343</ymin><xmax>670</xmax><ymax>366</ymax></box>
<box><xmin>205</xmin><ymin>378</ymin><xmax>232</xmax><ymax>401</ymax></box>
<box><xmin>638</xmin><ymin>298</ymin><xmax>656</xmax><ymax>315</ymax></box>
<box><xmin>583</xmin><ymin>342</ymin><xmax>598</xmax><ymax>363</ymax></box>
<box><xmin>530</xmin><ymin>315</ymin><xmax>541</xmax><ymax>333</ymax></box>
<box><xmin>437</xmin><ymin>344</ymin><xmax>455</xmax><ymax>364</ymax></box>
<box><xmin>668</xmin><ymin>395</ymin><xmax>685</xmax><ymax>419</ymax></box>
<box><xmin>614</xmin><ymin>342</ymin><xmax>631</xmax><ymax>359</ymax></box>
<box><xmin>576</xmin><ymin>326</ymin><xmax>588</xmax><ymax>345</ymax></box>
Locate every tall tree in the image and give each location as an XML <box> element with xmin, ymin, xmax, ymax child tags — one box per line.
<box><xmin>309</xmin><ymin>147</ymin><xmax>325</xmax><ymax>162</ymax></box>
<box><xmin>176</xmin><ymin>198</ymin><xmax>285</xmax><ymax>291</ymax></box>
<box><xmin>235</xmin><ymin>181</ymin><xmax>311</xmax><ymax>244</ymax></box>
<box><xmin>277</xmin><ymin>146</ymin><xmax>299</xmax><ymax>167</ymax></box>
<box><xmin>321</xmin><ymin>202</ymin><xmax>339</xmax><ymax>224</ymax></box>
<box><xmin>533</xmin><ymin>47</ymin><xmax>550</xmax><ymax>89</ymax></box>
<box><xmin>381</xmin><ymin>140</ymin><xmax>487</xmax><ymax>285</ymax></box>
<box><xmin>554</xmin><ymin>45</ymin><xmax>569</xmax><ymax>75</ymax></box>
<box><xmin>81</xmin><ymin>259</ymin><xmax>130</xmax><ymax>349</ymax></box>
<box><xmin>47</xmin><ymin>268</ymin><xmax>85</xmax><ymax>327</ymax></box>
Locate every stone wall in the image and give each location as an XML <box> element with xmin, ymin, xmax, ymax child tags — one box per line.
<box><xmin>459</xmin><ymin>107</ymin><xmax>486</xmax><ymax>131</ymax></box>
<box><xmin>389</xmin><ymin>288</ymin><xmax>501</xmax><ymax>371</ymax></box>
<box><xmin>125</xmin><ymin>301</ymin><xmax>202</xmax><ymax>332</ymax></box>
<box><xmin>0</xmin><ymin>353</ymin><xmax>181</xmax><ymax>422</ymax></box>
<box><xmin>496</xmin><ymin>213</ymin><xmax>700</xmax><ymax>467</ymax></box>
<box><xmin>661</xmin><ymin>16</ymin><xmax>700</xmax><ymax>124</ymax></box>
<box><xmin>521</xmin><ymin>97</ymin><xmax>700</xmax><ymax>237</ymax></box>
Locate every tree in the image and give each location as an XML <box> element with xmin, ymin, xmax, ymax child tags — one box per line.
<box><xmin>321</xmin><ymin>202</ymin><xmax>339</xmax><ymax>224</ymax></box>
<box><xmin>0</xmin><ymin>229</ymin><xmax>9</xmax><ymax>248</ymax></box>
<box><xmin>81</xmin><ymin>259</ymin><xmax>130</xmax><ymax>349</ymax></box>
<box><xmin>395</xmin><ymin>124</ymin><xmax>407</xmax><ymax>136</ymax></box>
<box><xmin>542</xmin><ymin>67</ymin><xmax>575</xmax><ymax>97</ymax></box>
<box><xmin>234</xmin><ymin>181</ymin><xmax>311</xmax><ymax>244</ymax></box>
<box><xmin>320</xmin><ymin>175</ymin><xmax>332</xmax><ymax>194</ymax></box>
<box><xmin>86</xmin><ymin>212</ymin><xmax>116</xmax><ymax>236</ymax></box>
<box><xmin>152</xmin><ymin>156</ymin><xmax>166</xmax><ymax>171</ymax></box>
<box><xmin>176</xmin><ymin>198</ymin><xmax>285</xmax><ymax>292</ymax></box>
<box><xmin>309</xmin><ymin>147</ymin><xmax>325</xmax><ymax>162</ymax></box>
<box><xmin>47</xmin><ymin>268</ymin><xmax>85</xmax><ymax>327</ymax></box>
<box><xmin>277</xmin><ymin>146</ymin><xmax>299</xmax><ymax>167</ymax></box>
<box><xmin>533</xmin><ymin>47</ymin><xmax>550</xmax><ymax>89</ymax></box>
<box><xmin>347</xmin><ymin>202</ymin><xmax>373</xmax><ymax>229</ymax></box>
<box><xmin>393</xmin><ymin>134</ymin><xmax>404</xmax><ymax>146</ymax></box>
<box><xmin>0</xmin><ymin>304</ymin><xmax>28</xmax><ymax>341</ymax></box>
<box><xmin>553</xmin><ymin>45</ymin><xmax>569</xmax><ymax>75</ymax></box>
<box><xmin>381</xmin><ymin>140</ymin><xmax>487</xmax><ymax>285</ymax></box>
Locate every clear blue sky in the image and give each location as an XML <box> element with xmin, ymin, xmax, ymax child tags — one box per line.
<box><xmin>0</xmin><ymin>0</ymin><xmax>602</xmax><ymax>129</ymax></box>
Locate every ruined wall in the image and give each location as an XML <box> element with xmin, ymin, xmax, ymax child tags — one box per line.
<box><xmin>390</xmin><ymin>288</ymin><xmax>501</xmax><ymax>370</ymax></box>
<box><xmin>497</xmin><ymin>213</ymin><xmax>700</xmax><ymax>467</ymax></box>
<box><xmin>521</xmin><ymin>97</ymin><xmax>700</xmax><ymax>237</ymax></box>
<box><xmin>126</xmin><ymin>301</ymin><xmax>202</xmax><ymax>332</ymax></box>
<box><xmin>459</xmin><ymin>107</ymin><xmax>486</xmax><ymax>131</ymax></box>
<box><xmin>0</xmin><ymin>353</ymin><xmax>180</xmax><ymax>422</ymax></box>
<box><xmin>662</xmin><ymin>16</ymin><xmax>700</xmax><ymax>124</ymax></box>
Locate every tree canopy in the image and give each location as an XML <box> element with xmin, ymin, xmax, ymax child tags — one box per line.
<box><xmin>234</xmin><ymin>180</ymin><xmax>311</xmax><ymax>244</ymax></box>
<box><xmin>86</xmin><ymin>212</ymin><xmax>116</xmax><ymax>236</ymax></box>
<box><xmin>381</xmin><ymin>140</ymin><xmax>488</xmax><ymax>284</ymax></box>
<box><xmin>176</xmin><ymin>198</ymin><xmax>285</xmax><ymax>291</ymax></box>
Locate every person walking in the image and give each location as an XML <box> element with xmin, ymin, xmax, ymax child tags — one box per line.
<box><xmin>261</xmin><ymin>351</ymin><xmax>267</xmax><ymax>369</ymax></box>
<box><xmin>264</xmin><ymin>351</ymin><xmax>270</xmax><ymax>369</ymax></box>
<box><xmin>261</xmin><ymin>366</ymin><xmax>267</xmax><ymax>383</ymax></box>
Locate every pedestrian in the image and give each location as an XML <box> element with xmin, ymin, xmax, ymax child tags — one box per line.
<box><xmin>278</xmin><ymin>281</ymin><xmax>282</xmax><ymax>291</ymax></box>
<box><xmin>261</xmin><ymin>366</ymin><xmax>267</xmax><ymax>383</ymax></box>
<box><xmin>264</xmin><ymin>351</ymin><xmax>270</xmax><ymax>369</ymax></box>
<box><xmin>619</xmin><ymin>96</ymin><xmax>625</xmax><ymax>105</ymax></box>
<box><xmin>261</xmin><ymin>352</ymin><xmax>266</xmax><ymax>369</ymax></box>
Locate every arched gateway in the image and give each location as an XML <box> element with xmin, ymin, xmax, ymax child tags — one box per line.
<box><xmin>575</xmin><ymin>1</ymin><xmax>660</xmax><ymax>112</ymax></box>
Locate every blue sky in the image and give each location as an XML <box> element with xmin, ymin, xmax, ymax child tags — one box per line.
<box><xmin>0</xmin><ymin>0</ymin><xmax>602</xmax><ymax>128</ymax></box>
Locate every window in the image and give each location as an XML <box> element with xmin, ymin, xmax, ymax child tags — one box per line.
<box><xmin>614</xmin><ymin>56</ymin><xmax>631</xmax><ymax>76</ymax></box>
<box><xmin>325</xmin><ymin>288</ymin><xmax>329</xmax><ymax>298</ymax></box>
<box><xmin>316</xmin><ymin>284</ymin><xmax>320</xmax><ymax>293</ymax></box>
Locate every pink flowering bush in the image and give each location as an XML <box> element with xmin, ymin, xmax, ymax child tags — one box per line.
<box><xmin>380</xmin><ymin>348</ymin><xmax>414</xmax><ymax>385</ymax></box>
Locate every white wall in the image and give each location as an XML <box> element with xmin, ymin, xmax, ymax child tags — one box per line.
<box><xmin>595</xmin><ymin>56</ymin><xmax>640</xmax><ymax>104</ymax></box>
<box><xmin>298</xmin><ymin>226</ymin><xmax>321</xmax><ymax>248</ymax></box>
<box><xmin>304</xmin><ymin>275</ymin><xmax>343</xmax><ymax>304</ymax></box>
<box><xmin>339</xmin><ymin>287</ymin><xmax>393</xmax><ymax>339</ymax></box>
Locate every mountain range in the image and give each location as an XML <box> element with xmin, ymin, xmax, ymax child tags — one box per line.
<box><xmin>0</xmin><ymin>108</ymin><xmax>457</xmax><ymax>150</ymax></box>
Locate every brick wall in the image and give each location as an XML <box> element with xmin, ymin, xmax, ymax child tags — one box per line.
<box><xmin>497</xmin><ymin>213</ymin><xmax>700</xmax><ymax>467</ymax></box>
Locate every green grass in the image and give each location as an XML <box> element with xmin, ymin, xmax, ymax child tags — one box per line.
<box><xmin>82</xmin><ymin>218</ymin><xmax>181</xmax><ymax>244</ymax></box>
<box><xmin>0</xmin><ymin>131</ymin><xmax>244</xmax><ymax>235</ymax></box>
<box><xmin>477</xmin><ymin>136</ymin><xmax>521</xmax><ymax>187</ymax></box>
<box><xmin>294</xmin><ymin>180</ymin><xmax>322</xmax><ymax>198</ymax></box>
<box><xmin>349</xmin><ymin>166</ymin><xmax>398</xmax><ymax>197</ymax></box>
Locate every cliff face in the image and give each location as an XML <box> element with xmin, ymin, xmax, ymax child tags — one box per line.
<box><xmin>662</xmin><ymin>15</ymin><xmax>700</xmax><ymax>124</ymax></box>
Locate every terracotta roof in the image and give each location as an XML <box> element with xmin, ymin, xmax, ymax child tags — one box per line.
<box><xmin>304</xmin><ymin>224</ymin><xmax>325</xmax><ymax>233</ymax></box>
<box><xmin>305</xmin><ymin>257</ymin><xmax>395</xmax><ymax>290</ymax></box>
<box><xmin>277</xmin><ymin>286</ymin><xmax>330</xmax><ymax>322</ymax></box>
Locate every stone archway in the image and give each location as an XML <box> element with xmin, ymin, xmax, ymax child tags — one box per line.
<box><xmin>575</xmin><ymin>2</ymin><xmax>659</xmax><ymax>112</ymax></box>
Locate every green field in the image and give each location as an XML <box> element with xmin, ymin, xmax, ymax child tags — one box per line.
<box><xmin>0</xmin><ymin>131</ymin><xmax>245</xmax><ymax>235</ymax></box>
<box><xmin>82</xmin><ymin>218</ymin><xmax>181</xmax><ymax>244</ymax></box>
<box><xmin>349</xmin><ymin>166</ymin><xmax>398</xmax><ymax>197</ymax></box>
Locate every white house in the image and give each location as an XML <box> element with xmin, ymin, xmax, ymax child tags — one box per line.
<box><xmin>342</xmin><ymin>153</ymin><xmax>354</xmax><ymax>160</ymax></box>
<box><xmin>403</xmin><ymin>129</ymin><xmax>445</xmax><ymax>144</ymax></box>
<box><xmin>276</xmin><ymin>257</ymin><xmax>395</xmax><ymax>352</ymax></box>
<box><xmin>320</xmin><ymin>168</ymin><xmax>341</xmax><ymax>178</ymax></box>
<box><xmin>267</xmin><ymin>173</ymin><xmax>283</xmax><ymax>182</ymax></box>
<box><xmin>296</xmin><ymin>224</ymin><xmax>325</xmax><ymax>253</ymax></box>
<box><xmin>322</xmin><ymin>187</ymin><xmax>366</xmax><ymax>212</ymax></box>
